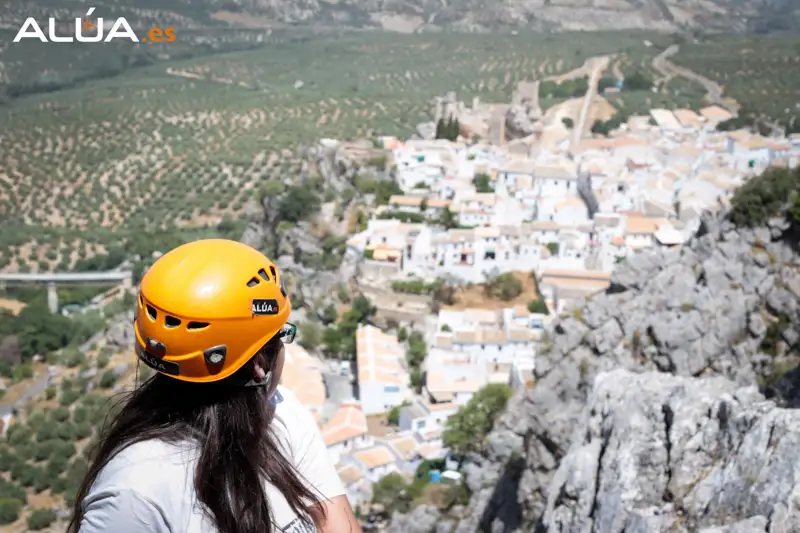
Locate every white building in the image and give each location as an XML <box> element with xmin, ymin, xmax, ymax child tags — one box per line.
<box><xmin>322</xmin><ymin>400</ymin><xmax>373</xmax><ymax>465</ymax></box>
<box><xmin>350</xmin><ymin>445</ymin><xmax>400</xmax><ymax>483</ymax></box>
<box><xmin>355</xmin><ymin>325</ymin><xmax>412</xmax><ymax>415</ymax></box>
<box><xmin>398</xmin><ymin>399</ymin><xmax>458</xmax><ymax>434</ymax></box>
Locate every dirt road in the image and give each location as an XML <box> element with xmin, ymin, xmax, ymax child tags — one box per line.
<box><xmin>652</xmin><ymin>45</ymin><xmax>737</xmax><ymax>112</ymax></box>
<box><xmin>572</xmin><ymin>56</ymin><xmax>610</xmax><ymax>148</ymax></box>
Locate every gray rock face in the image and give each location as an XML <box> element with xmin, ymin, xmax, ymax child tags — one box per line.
<box><xmin>404</xmin><ymin>210</ymin><xmax>800</xmax><ymax>533</ymax></box>
<box><xmin>504</xmin><ymin>103</ymin><xmax>542</xmax><ymax>141</ymax></box>
<box><xmin>386</xmin><ymin>504</ymin><xmax>442</xmax><ymax>533</ymax></box>
<box><xmin>542</xmin><ymin>369</ymin><xmax>800</xmax><ymax>533</ymax></box>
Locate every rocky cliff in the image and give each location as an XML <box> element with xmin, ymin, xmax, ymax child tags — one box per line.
<box><xmin>390</xmin><ymin>193</ymin><xmax>800</xmax><ymax>532</ymax></box>
<box><xmin>212</xmin><ymin>0</ymin><xmax>794</xmax><ymax>33</ymax></box>
<box><xmin>5</xmin><ymin>0</ymin><xmax>793</xmax><ymax>34</ymax></box>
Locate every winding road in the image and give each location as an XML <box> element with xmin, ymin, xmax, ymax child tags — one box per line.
<box><xmin>652</xmin><ymin>45</ymin><xmax>737</xmax><ymax>112</ymax></box>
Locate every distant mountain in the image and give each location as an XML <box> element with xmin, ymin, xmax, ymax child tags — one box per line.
<box><xmin>0</xmin><ymin>0</ymin><xmax>796</xmax><ymax>33</ymax></box>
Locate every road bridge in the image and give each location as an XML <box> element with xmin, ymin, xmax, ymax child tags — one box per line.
<box><xmin>0</xmin><ymin>271</ymin><xmax>133</xmax><ymax>313</ymax></box>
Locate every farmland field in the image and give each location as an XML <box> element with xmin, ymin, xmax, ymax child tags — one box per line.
<box><xmin>0</xmin><ymin>30</ymin><xmax>798</xmax><ymax>276</ymax></box>
<box><xmin>671</xmin><ymin>35</ymin><xmax>800</xmax><ymax>121</ymax></box>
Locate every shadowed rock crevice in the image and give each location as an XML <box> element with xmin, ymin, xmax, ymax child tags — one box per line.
<box><xmin>478</xmin><ymin>455</ymin><xmax>526</xmax><ymax>533</ymax></box>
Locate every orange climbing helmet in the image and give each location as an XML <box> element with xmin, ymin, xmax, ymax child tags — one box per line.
<box><xmin>133</xmin><ymin>239</ymin><xmax>293</xmax><ymax>383</ymax></box>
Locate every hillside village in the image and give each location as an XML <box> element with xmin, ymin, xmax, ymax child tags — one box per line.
<box><xmin>267</xmin><ymin>96</ymin><xmax>800</xmax><ymax>516</ymax></box>
<box><xmin>1</xmin><ymin>70</ymin><xmax>800</xmax><ymax>531</ymax></box>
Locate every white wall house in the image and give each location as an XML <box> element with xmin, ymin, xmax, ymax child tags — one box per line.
<box><xmin>351</xmin><ymin>445</ymin><xmax>400</xmax><ymax>483</ymax></box>
<box><xmin>398</xmin><ymin>399</ymin><xmax>458</xmax><ymax>434</ymax></box>
<box><xmin>356</xmin><ymin>325</ymin><xmax>412</xmax><ymax>415</ymax></box>
<box><xmin>322</xmin><ymin>400</ymin><xmax>374</xmax><ymax>466</ymax></box>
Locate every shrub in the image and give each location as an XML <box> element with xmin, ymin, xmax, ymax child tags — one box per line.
<box><xmin>12</xmin><ymin>464</ymin><xmax>38</xmax><ymax>487</ymax></box>
<box><xmin>729</xmin><ymin>167</ymin><xmax>799</xmax><ymax>228</ymax></box>
<box><xmin>27</xmin><ymin>508</ymin><xmax>56</xmax><ymax>530</ymax></box>
<box><xmin>527</xmin><ymin>299</ymin><xmax>549</xmax><ymax>314</ymax></box>
<box><xmin>52</xmin><ymin>406</ymin><xmax>71</xmax><ymax>423</ymax></box>
<box><xmin>372</xmin><ymin>473</ymin><xmax>411</xmax><ymax>514</ymax></box>
<box><xmin>72</xmin><ymin>406</ymin><xmax>89</xmax><ymax>424</ymax></box>
<box><xmin>51</xmin><ymin>441</ymin><xmax>76</xmax><ymax>463</ymax></box>
<box><xmin>6</xmin><ymin>425</ymin><xmax>32</xmax><ymax>448</ymax></box>
<box><xmin>96</xmin><ymin>353</ymin><xmax>110</xmax><ymax>368</ymax></box>
<box><xmin>50</xmin><ymin>476</ymin><xmax>67</xmax><ymax>495</ymax></box>
<box><xmin>44</xmin><ymin>386</ymin><xmax>56</xmax><ymax>400</ymax></box>
<box><xmin>54</xmin><ymin>423</ymin><xmax>76</xmax><ymax>444</ymax></box>
<box><xmin>34</xmin><ymin>440</ymin><xmax>57</xmax><ymax>462</ymax></box>
<box><xmin>0</xmin><ymin>478</ymin><xmax>25</xmax><ymax>504</ymax></box>
<box><xmin>298</xmin><ymin>322</ymin><xmax>322</xmax><ymax>352</ymax></box>
<box><xmin>485</xmin><ymin>273</ymin><xmax>523</xmax><ymax>301</ymax></box>
<box><xmin>0</xmin><ymin>498</ymin><xmax>22</xmax><ymax>525</ymax></box>
<box><xmin>60</xmin><ymin>387</ymin><xmax>82</xmax><ymax>406</ymax></box>
<box><xmin>443</xmin><ymin>383</ymin><xmax>512</xmax><ymax>456</ymax></box>
<box><xmin>99</xmin><ymin>370</ymin><xmax>117</xmax><ymax>389</ymax></box>
<box><xmin>35</xmin><ymin>423</ymin><xmax>56</xmax><ymax>442</ymax></box>
<box><xmin>33</xmin><ymin>471</ymin><xmax>51</xmax><ymax>493</ymax></box>
<box><xmin>62</xmin><ymin>347</ymin><xmax>87</xmax><ymax>368</ymax></box>
<box><xmin>0</xmin><ymin>448</ymin><xmax>16</xmax><ymax>473</ymax></box>
<box><xmin>74</xmin><ymin>421</ymin><xmax>93</xmax><ymax>440</ymax></box>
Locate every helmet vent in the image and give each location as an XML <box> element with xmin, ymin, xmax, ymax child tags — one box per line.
<box><xmin>258</xmin><ymin>268</ymin><xmax>270</xmax><ymax>282</ymax></box>
<box><xmin>187</xmin><ymin>321</ymin><xmax>210</xmax><ymax>331</ymax></box>
<box><xmin>269</xmin><ymin>266</ymin><xmax>277</xmax><ymax>284</ymax></box>
<box><xmin>247</xmin><ymin>277</ymin><xmax>260</xmax><ymax>288</ymax></box>
<box><xmin>146</xmin><ymin>305</ymin><xmax>158</xmax><ymax>321</ymax></box>
<box><xmin>165</xmin><ymin>315</ymin><xmax>181</xmax><ymax>328</ymax></box>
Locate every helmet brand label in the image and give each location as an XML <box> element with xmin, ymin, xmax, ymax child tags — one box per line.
<box><xmin>136</xmin><ymin>343</ymin><xmax>180</xmax><ymax>376</ymax></box>
<box><xmin>252</xmin><ymin>299</ymin><xmax>280</xmax><ymax>315</ymax></box>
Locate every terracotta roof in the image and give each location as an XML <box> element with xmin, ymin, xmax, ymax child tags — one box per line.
<box><xmin>672</xmin><ymin>109</ymin><xmax>703</xmax><ymax>127</ymax></box>
<box><xmin>699</xmin><ymin>105</ymin><xmax>734</xmax><ymax>122</ymax></box>
<box><xmin>427</xmin><ymin>402</ymin><xmax>457</xmax><ymax>412</ymax></box>
<box><xmin>426</xmin><ymin>370</ymin><xmax>482</xmax><ymax>394</ymax></box>
<box><xmin>417</xmin><ymin>442</ymin><xmax>443</xmax><ymax>459</ymax></box>
<box><xmin>353</xmin><ymin>446</ymin><xmax>396</xmax><ymax>469</ymax></box>
<box><xmin>356</xmin><ymin>325</ymin><xmax>408</xmax><ymax>386</ymax></box>
<box><xmin>336</xmin><ymin>464</ymin><xmax>365</xmax><ymax>486</ymax></box>
<box><xmin>280</xmin><ymin>344</ymin><xmax>326</xmax><ymax>410</ymax></box>
<box><xmin>453</xmin><ymin>328</ymin><xmax>507</xmax><ymax>344</ymax></box>
<box><xmin>625</xmin><ymin>215</ymin><xmax>670</xmax><ymax>235</ymax></box>
<box><xmin>387</xmin><ymin>436</ymin><xmax>419</xmax><ymax>460</ymax></box>
<box><xmin>531</xmin><ymin>221</ymin><xmax>561</xmax><ymax>231</ymax></box>
<box><xmin>322</xmin><ymin>401</ymin><xmax>368</xmax><ymax>446</ymax></box>
<box><xmin>540</xmin><ymin>268</ymin><xmax>611</xmax><ymax>281</ymax></box>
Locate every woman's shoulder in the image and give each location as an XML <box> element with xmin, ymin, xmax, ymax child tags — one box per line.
<box><xmin>272</xmin><ymin>386</ymin><xmax>319</xmax><ymax>437</ymax></box>
<box><xmin>272</xmin><ymin>385</ymin><xmax>304</xmax><ymax>417</ymax></box>
<box><xmin>90</xmin><ymin>439</ymin><xmax>195</xmax><ymax>499</ymax></box>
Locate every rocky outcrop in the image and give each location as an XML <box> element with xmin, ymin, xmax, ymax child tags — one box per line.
<box><xmin>504</xmin><ymin>102</ymin><xmax>543</xmax><ymax>141</ymax></box>
<box><xmin>403</xmin><ymin>207</ymin><xmax>800</xmax><ymax>533</ymax></box>
<box><xmin>212</xmin><ymin>0</ymin><xmax>787</xmax><ymax>33</ymax></box>
<box><xmin>543</xmin><ymin>368</ymin><xmax>800</xmax><ymax>532</ymax></box>
<box><xmin>240</xmin><ymin>141</ymin><xmax>371</xmax><ymax>324</ymax></box>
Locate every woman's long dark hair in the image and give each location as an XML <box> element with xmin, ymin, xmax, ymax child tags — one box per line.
<box><xmin>67</xmin><ymin>337</ymin><xmax>326</xmax><ymax>533</ymax></box>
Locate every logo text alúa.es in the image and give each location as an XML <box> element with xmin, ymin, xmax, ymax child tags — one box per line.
<box><xmin>14</xmin><ymin>8</ymin><xmax>144</xmax><ymax>43</ymax></box>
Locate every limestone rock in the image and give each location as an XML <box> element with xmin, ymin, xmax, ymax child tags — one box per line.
<box><xmin>412</xmin><ymin>209</ymin><xmax>800</xmax><ymax>533</ymax></box>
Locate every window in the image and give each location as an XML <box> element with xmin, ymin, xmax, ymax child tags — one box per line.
<box><xmin>384</xmin><ymin>386</ymin><xmax>400</xmax><ymax>393</ymax></box>
<box><xmin>416</xmin><ymin>420</ymin><xmax>426</xmax><ymax>430</ymax></box>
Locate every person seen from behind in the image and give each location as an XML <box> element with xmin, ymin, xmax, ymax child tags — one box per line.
<box><xmin>67</xmin><ymin>239</ymin><xmax>363</xmax><ymax>533</ymax></box>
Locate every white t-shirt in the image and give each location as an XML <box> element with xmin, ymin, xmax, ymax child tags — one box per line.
<box><xmin>77</xmin><ymin>386</ymin><xmax>344</xmax><ymax>533</ymax></box>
